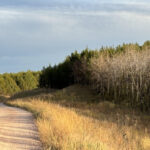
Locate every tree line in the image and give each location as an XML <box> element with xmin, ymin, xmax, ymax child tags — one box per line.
<box><xmin>0</xmin><ymin>71</ymin><xmax>40</xmax><ymax>95</ymax></box>
<box><xmin>39</xmin><ymin>41</ymin><xmax>150</xmax><ymax>111</ymax></box>
<box><xmin>1</xmin><ymin>41</ymin><xmax>150</xmax><ymax>110</ymax></box>
<box><xmin>39</xmin><ymin>49</ymin><xmax>99</xmax><ymax>88</ymax></box>
<box><xmin>39</xmin><ymin>42</ymin><xmax>148</xmax><ymax>89</ymax></box>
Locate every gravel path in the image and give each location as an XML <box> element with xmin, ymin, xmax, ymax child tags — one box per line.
<box><xmin>0</xmin><ymin>103</ymin><xmax>42</xmax><ymax>150</ymax></box>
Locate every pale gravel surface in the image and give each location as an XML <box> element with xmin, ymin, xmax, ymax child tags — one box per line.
<box><xmin>0</xmin><ymin>103</ymin><xmax>42</xmax><ymax>150</ymax></box>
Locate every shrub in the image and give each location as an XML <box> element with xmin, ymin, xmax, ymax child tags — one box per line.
<box><xmin>0</xmin><ymin>71</ymin><xmax>40</xmax><ymax>95</ymax></box>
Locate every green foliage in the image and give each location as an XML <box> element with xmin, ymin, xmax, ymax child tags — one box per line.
<box><xmin>39</xmin><ymin>49</ymin><xmax>100</xmax><ymax>88</ymax></box>
<box><xmin>142</xmin><ymin>40</ymin><xmax>150</xmax><ymax>50</ymax></box>
<box><xmin>0</xmin><ymin>75</ymin><xmax>7</xmax><ymax>94</ymax></box>
<box><xmin>3</xmin><ymin>74</ymin><xmax>20</xmax><ymax>94</ymax></box>
<box><xmin>0</xmin><ymin>71</ymin><xmax>40</xmax><ymax>95</ymax></box>
<box><xmin>22</xmin><ymin>71</ymin><xmax>39</xmax><ymax>90</ymax></box>
<box><xmin>39</xmin><ymin>51</ymin><xmax>79</xmax><ymax>88</ymax></box>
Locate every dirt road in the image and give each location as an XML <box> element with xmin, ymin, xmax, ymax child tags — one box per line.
<box><xmin>0</xmin><ymin>103</ymin><xmax>42</xmax><ymax>150</ymax></box>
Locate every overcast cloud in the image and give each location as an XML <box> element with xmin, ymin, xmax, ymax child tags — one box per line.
<box><xmin>0</xmin><ymin>0</ymin><xmax>150</xmax><ymax>73</ymax></box>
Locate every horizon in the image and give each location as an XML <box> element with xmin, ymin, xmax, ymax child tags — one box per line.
<box><xmin>0</xmin><ymin>41</ymin><xmax>148</xmax><ymax>74</ymax></box>
<box><xmin>0</xmin><ymin>0</ymin><xmax>150</xmax><ymax>73</ymax></box>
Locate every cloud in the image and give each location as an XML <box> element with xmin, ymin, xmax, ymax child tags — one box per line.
<box><xmin>0</xmin><ymin>1</ymin><xmax>150</xmax><ymax>72</ymax></box>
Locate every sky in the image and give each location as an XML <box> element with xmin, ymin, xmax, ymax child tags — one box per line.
<box><xmin>0</xmin><ymin>0</ymin><xmax>150</xmax><ymax>73</ymax></box>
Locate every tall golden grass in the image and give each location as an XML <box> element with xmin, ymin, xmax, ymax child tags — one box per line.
<box><xmin>6</xmin><ymin>85</ymin><xmax>150</xmax><ymax>150</ymax></box>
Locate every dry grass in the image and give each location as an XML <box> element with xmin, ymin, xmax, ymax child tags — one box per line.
<box><xmin>6</xmin><ymin>85</ymin><xmax>150</xmax><ymax>150</ymax></box>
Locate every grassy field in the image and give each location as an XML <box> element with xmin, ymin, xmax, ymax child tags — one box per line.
<box><xmin>5</xmin><ymin>85</ymin><xmax>150</xmax><ymax>150</ymax></box>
